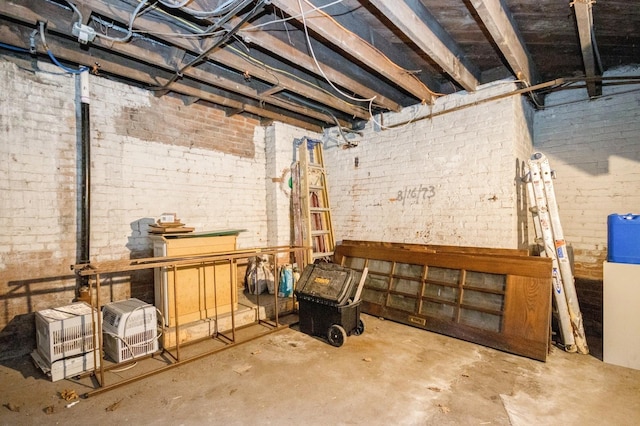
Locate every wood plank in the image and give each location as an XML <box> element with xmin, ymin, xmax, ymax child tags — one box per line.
<box><xmin>503</xmin><ymin>275</ymin><xmax>551</xmax><ymax>350</ymax></box>
<box><xmin>468</xmin><ymin>0</ymin><xmax>540</xmax><ymax>86</ymax></box>
<box><xmin>0</xmin><ymin>20</ymin><xmax>324</xmax><ymax>132</ymax></box>
<box><xmin>73</xmin><ymin>0</ymin><xmax>369</xmax><ymax>120</ymax></box>
<box><xmin>335</xmin><ymin>245</ymin><xmax>551</xmax><ymax>279</ymax></box>
<box><xmin>572</xmin><ymin>0</ymin><xmax>602</xmax><ymax>97</ymax></box>
<box><xmin>335</xmin><ymin>243</ymin><xmax>552</xmax><ymax>361</ymax></box>
<box><xmin>271</xmin><ymin>0</ymin><xmax>437</xmax><ymax>104</ymax></box>
<box><xmin>369</xmin><ymin>0</ymin><xmax>480</xmax><ymax>92</ymax></box>
<box><xmin>236</xmin><ymin>19</ymin><xmax>403</xmax><ymax>112</ymax></box>
<box><xmin>340</xmin><ymin>239</ymin><xmax>529</xmax><ymax>256</ymax></box>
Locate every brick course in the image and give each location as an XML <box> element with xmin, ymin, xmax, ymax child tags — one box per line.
<box><xmin>0</xmin><ymin>58</ymin><xmax>266</xmax><ymax>359</ymax></box>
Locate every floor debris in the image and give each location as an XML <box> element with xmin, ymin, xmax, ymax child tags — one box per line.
<box><xmin>60</xmin><ymin>389</ymin><xmax>78</xmax><ymax>401</ymax></box>
<box><xmin>5</xmin><ymin>402</ymin><xmax>20</xmax><ymax>412</ymax></box>
<box><xmin>44</xmin><ymin>405</ymin><xmax>55</xmax><ymax>414</ymax></box>
<box><xmin>233</xmin><ymin>365</ymin><xmax>252</xmax><ymax>375</ymax></box>
<box><xmin>105</xmin><ymin>399</ymin><xmax>123</xmax><ymax>412</ymax></box>
<box><xmin>438</xmin><ymin>404</ymin><xmax>450</xmax><ymax>414</ymax></box>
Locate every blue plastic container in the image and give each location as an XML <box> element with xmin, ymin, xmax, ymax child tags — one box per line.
<box><xmin>608</xmin><ymin>214</ymin><xmax>640</xmax><ymax>264</ymax></box>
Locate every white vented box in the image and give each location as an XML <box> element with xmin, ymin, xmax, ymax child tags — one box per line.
<box><xmin>35</xmin><ymin>302</ymin><xmax>100</xmax><ymax>363</ymax></box>
<box><xmin>102</xmin><ymin>298</ymin><xmax>158</xmax><ymax>363</ymax></box>
<box><xmin>31</xmin><ymin>348</ymin><xmax>101</xmax><ymax>382</ymax></box>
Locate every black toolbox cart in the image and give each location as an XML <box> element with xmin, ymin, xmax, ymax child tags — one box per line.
<box><xmin>295</xmin><ymin>263</ymin><xmax>368</xmax><ymax>347</ymax></box>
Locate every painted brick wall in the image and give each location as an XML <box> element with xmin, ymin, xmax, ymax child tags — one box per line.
<box><xmin>0</xmin><ymin>57</ymin><xmax>268</xmax><ymax>359</ymax></box>
<box><xmin>533</xmin><ymin>67</ymin><xmax>640</xmax><ymax>280</ymax></box>
<box><xmin>324</xmin><ymin>81</ymin><xmax>533</xmax><ymax>249</ymax></box>
<box><xmin>265</xmin><ymin>122</ymin><xmax>321</xmax><ymax>250</ymax></box>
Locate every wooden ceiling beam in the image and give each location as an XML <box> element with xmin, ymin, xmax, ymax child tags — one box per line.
<box><xmin>236</xmin><ymin>19</ymin><xmax>403</xmax><ymax>112</ymax></box>
<box><xmin>210</xmin><ymin>47</ymin><xmax>369</xmax><ymax>119</ymax></box>
<box><xmin>76</xmin><ymin>0</ymin><xmax>369</xmax><ymax>120</ymax></box>
<box><xmin>572</xmin><ymin>0</ymin><xmax>601</xmax><ymax>97</ymax></box>
<box><xmin>271</xmin><ymin>0</ymin><xmax>437</xmax><ymax>104</ymax></box>
<box><xmin>369</xmin><ymin>0</ymin><xmax>480</xmax><ymax>93</ymax></box>
<box><xmin>0</xmin><ymin>1</ymin><xmax>346</xmax><ymax>126</ymax></box>
<box><xmin>468</xmin><ymin>0</ymin><xmax>540</xmax><ymax>87</ymax></box>
<box><xmin>0</xmin><ymin>21</ymin><xmax>324</xmax><ymax>132</ymax></box>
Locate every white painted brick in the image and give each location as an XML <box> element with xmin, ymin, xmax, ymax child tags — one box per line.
<box><xmin>533</xmin><ymin>66</ymin><xmax>640</xmax><ymax>276</ymax></box>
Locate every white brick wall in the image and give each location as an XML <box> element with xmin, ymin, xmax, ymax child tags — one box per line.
<box><xmin>0</xmin><ymin>57</ymin><xmax>276</xmax><ymax>356</ymax></box>
<box><xmin>265</xmin><ymin>122</ymin><xmax>321</xmax><ymax>248</ymax></box>
<box><xmin>533</xmin><ymin>66</ymin><xmax>640</xmax><ymax>278</ymax></box>
<box><xmin>324</xmin><ymin>81</ymin><xmax>533</xmax><ymax>249</ymax></box>
<box><xmin>86</xmin><ymin>77</ymin><xmax>270</xmax><ymax>258</ymax></box>
<box><xmin>0</xmin><ymin>60</ymin><xmax>78</xmax><ymax>270</ymax></box>
<box><xmin>3</xmin><ymin>50</ymin><xmax>638</xmax><ymax>358</ymax></box>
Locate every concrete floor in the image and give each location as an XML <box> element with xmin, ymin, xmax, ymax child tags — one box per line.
<box><xmin>1</xmin><ymin>313</ymin><xmax>639</xmax><ymax>426</ymax></box>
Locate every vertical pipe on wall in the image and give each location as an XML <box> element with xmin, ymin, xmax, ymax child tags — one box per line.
<box><xmin>79</xmin><ymin>70</ymin><xmax>91</xmax><ymax>264</ymax></box>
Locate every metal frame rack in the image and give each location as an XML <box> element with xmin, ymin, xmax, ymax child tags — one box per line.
<box><xmin>71</xmin><ymin>245</ymin><xmax>308</xmax><ymax>397</ymax></box>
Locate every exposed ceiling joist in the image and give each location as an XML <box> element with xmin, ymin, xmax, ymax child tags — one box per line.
<box><xmin>75</xmin><ymin>0</ymin><xmax>370</xmax><ymax>121</ymax></box>
<box><xmin>0</xmin><ymin>2</ymin><xmax>337</xmax><ymax>129</ymax></box>
<box><xmin>209</xmin><ymin>48</ymin><xmax>369</xmax><ymax>119</ymax></box>
<box><xmin>235</xmin><ymin>20</ymin><xmax>403</xmax><ymax>112</ymax></box>
<box><xmin>368</xmin><ymin>0</ymin><xmax>480</xmax><ymax>93</ymax></box>
<box><xmin>572</xmin><ymin>0</ymin><xmax>602</xmax><ymax>97</ymax></box>
<box><xmin>271</xmin><ymin>0</ymin><xmax>438</xmax><ymax>104</ymax></box>
<box><xmin>1</xmin><ymin>0</ymin><xmax>637</xmax><ymax>132</ymax></box>
<box><xmin>0</xmin><ymin>25</ymin><xmax>324</xmax><ymax>133</ymax></box>
<box><xmin>468</xmin><ymin>0</ymin><xmax>539</xmax><ymax>87</ymax></box>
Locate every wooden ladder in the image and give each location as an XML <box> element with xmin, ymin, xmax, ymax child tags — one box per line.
<box><xmin>296</xmin><ymin>138</ymin><xmax>335</xmax><ymax>262</ymax></box>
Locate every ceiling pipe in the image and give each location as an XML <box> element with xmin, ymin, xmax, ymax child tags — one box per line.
<box><xmin>382</xmin><ymin>76</ymin><xmax>640</xmax><ymax>129</ymax></box>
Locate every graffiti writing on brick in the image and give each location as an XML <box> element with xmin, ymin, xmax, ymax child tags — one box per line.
<box><xmin>396</xmin><ymin>184</ymin><xmax>436</xmax><ymax>206</ymax></box>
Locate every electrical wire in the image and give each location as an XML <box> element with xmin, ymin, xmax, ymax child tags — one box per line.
<box><xmin>92</xmin><ymin>0</ymin><xmax>150</xmax><ymax>43</ymax></box>
<box><xmin>103</xmin><ymin>303</ymin><xmax>165</xmax><ymax>372</ymax></box>
<box><xmin>297</xmin><ymin>0</ymin><xmax>374</xmax><ymax>105</ymax></box>
<box><xmin>162</xmin><ymin>0</ymin><xmax>246</xmax><ymax>19</ymax></box>
<box><xmin>154</xmin><ymin>0</ymin><xmax>267</xmax><ymax>91</ymax></box>
<box><xmin>61</xmin><ymin>0</ymin><xmax>83</xmax><ymax>24</ymax></box>
<box><xmin>38</xmin><ymin>21</ymin><xmax>88</xmax><ymax>74</ymax></box>
<box><xmin>0</xmin><ymin>42</ymin><xmax>30</xmax><ymax>54</ymax></box>
<box><xmin>227</xmin><ymin>45</ymin><xmax>365</xmax><ymax>112</ymax></box>
<box><xmin>368</xmin><ymin>101</ymin><xmax>422</xmax><ymax>131</ymax></box>
<box><xmin>46</xmin><ymin>50</ymin><xmax>88</xmax><ymax>74</ymax></box>
<box><xmin>131</xmin><ymin>27</ymin><xmax>227</xmax><ymax>38</ymax></box>
<box><xmin>303</xmin><ymin>0</ymin><xmax>441</xmax><ymax>99</ymax></box>
<box><xmin>240</xmin><ymin>0</ymin><xmax>346</xmax><ymax>32</ymax></box>
<box><xmin>158</xmin><ymin>0</ymin><xmax>192</xmax><ymax>8</ymax></box>
<box><xmin>292</xmin><ymin>0</ymin><xmax>442</xmax><ymax>131</ymax></box>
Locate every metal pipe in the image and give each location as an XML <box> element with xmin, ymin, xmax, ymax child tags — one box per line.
<box><xmin>384</xmin><ymin>76</ymin><xmax>640</xmax><ymax>129</ymax></box>
<box><xmin>84</xmin><ymin>324</ymin><xmax>290</xmax><ymax>398</ymax></box>
<box><xmin>78</xmin><ymin>71</ymin><xmax>91</xmax><ymax>265</ymax></box>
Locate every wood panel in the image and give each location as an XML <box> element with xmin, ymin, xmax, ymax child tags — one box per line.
<box><xmin>335</xmin><ymin>243</ymin><xmax>552</xmax><ymax>361</ymax></box>
<box><xmin>152</xmin><ymin>234</ymin><xmax>239</xmax><ymax>327</ymax></box>
<box><xmin>340</xmin><ymin>239</ymin><xmax>529</xmax><ymax>256</ymax></box>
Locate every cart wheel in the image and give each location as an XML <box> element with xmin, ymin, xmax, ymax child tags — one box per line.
<box><xmin>327</xmin><ymin>324</ymin><xmax>347</xmax><ymax>347</ymax></box>
<box><xmin>353</xmin><ymin>318</ymin><xmax>365</xmax><ymax>336</ymax></box>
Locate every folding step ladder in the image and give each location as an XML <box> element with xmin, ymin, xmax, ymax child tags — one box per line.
<box><xmin>525</xmin><ymin>152</ymin><xmax>589</xmax><ymax>354</ymax></box>
<box><xmin>296</xmin><ymin>138</ymin><xmax>336</xmax><ymax>262</ymax></box>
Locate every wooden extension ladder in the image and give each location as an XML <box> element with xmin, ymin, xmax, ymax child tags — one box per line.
<box><xmin>295</xmin><ymin>138</ymin><xmax>336</xmax><ymax>262</ymax></box>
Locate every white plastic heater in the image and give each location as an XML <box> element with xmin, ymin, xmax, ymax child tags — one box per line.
<box><xmin>102</xmin><ymin>298</ymin><xmax>158</xmax><ymax>363</ymax></box>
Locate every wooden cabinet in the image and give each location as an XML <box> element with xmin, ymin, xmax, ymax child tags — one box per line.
<box><xmin>604</xmin><ymin>261</ymin><xmax>640</xmax><ymax>370</ymax></box>
<box><xmin>152</xmin><ymin>231</ymin><xmax>241</xmax><ymax>327</ymax></box>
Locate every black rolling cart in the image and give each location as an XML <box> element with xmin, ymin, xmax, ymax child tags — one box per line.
<box><xmin>295</xmin><ymin>262</ymin><xmax>368</xmax><ymax>347</ymax></box>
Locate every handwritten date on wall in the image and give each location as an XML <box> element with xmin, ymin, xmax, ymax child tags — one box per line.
<box><xmin>394</xmin><ymin>185</ymin><xmax>436</xmax><ymax>206</ymax></box>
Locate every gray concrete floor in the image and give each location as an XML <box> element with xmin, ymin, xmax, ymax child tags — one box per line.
<box><xmin>1</xmin><ymin>313</ymin><xmax>639</xmax><ymax>426</ymax></box>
